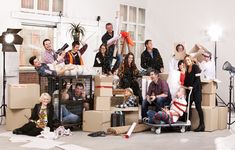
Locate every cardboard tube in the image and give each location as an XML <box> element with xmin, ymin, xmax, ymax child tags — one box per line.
<box><xmin>125</xmin><ymin>122</ymin><xmax>137</xmax><ymax>138</ymax></box>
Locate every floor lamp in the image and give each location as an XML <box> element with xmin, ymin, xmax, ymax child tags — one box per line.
<box><xmin>0</xmin><ymin>29</ymin><xmax>23</xmax><ymax>118</ymax></box>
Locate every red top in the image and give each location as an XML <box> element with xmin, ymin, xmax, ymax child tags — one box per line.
<box><xmin>180</xmin><ymin>72</ymin><xmax>185</xmax><ymax>85</ymax></box>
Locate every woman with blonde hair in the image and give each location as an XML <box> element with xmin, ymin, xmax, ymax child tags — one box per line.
<box><xmin>184</xmin><ymin>55</ymin><xmax>204</xmax><ymax>132</ymax></box>
<box><xmin>13</xmin><ymin>93</ymin><xmax>54</xmax><ymax>136</ymax></box>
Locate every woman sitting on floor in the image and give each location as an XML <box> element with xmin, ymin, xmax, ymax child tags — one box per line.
<box><xmin>13</xmin><ymin>93</ymin><xmax>54</xmax><ymax>136</ymax></box>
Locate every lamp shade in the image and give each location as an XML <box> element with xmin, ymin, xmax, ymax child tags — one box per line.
<box><xmin>223</xmin><ymin>61</ymin><xmax>235</xmax><ymax>73</ymax></box>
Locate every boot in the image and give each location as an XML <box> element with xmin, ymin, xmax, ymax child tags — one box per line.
<box><xmin>194</xmin><ymin>105</ymin><xmax>205</xmax><ymax>132</ymax></box>
<box><xmin>194</xmin><ymin>123</ymin><xmax>205</xmax><ymax>132</ymax></box>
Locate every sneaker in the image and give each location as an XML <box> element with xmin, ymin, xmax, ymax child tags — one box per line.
<box><xmin>142</xmin><ymin>117</ymin><xmax>149</xmax><ymax>123</ymax></box>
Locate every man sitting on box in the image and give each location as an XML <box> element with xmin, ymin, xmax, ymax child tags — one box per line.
<box><xmin>62</xmin><ymin>82</ymin><xmax>89</xmax><ymax>111</ymax></box>
<box><xmin>142</xmin><ymin>69</ymin><xmax>172</xmax><ymax>119</ymax></box>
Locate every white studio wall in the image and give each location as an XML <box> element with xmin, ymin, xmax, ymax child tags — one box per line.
<box><xmin>146</xmin><ymin>0</ymin><xmax>235</xmax><ymax>103</ymax></box>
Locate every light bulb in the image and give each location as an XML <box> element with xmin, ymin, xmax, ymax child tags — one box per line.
<box><xmin>4</xmin><ymin>33</ymin><xmax>14</xmax><ymax>44</ymax></box>
<box><xmin>207</xmin><ymin>24</ymin><xmax>222</xmax><ymax>42</ymax></box>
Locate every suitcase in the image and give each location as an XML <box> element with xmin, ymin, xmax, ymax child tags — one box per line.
<box><xmin>111</xmin><ymin>111</ymin><xmax>125</xmax><ymax>127</ymax></box>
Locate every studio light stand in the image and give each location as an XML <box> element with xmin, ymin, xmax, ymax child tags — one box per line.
<box><xmin>207</xmin><ymin>24</ymin><xmax>227</xmax><ymax>106</ymax></box>
<box><xmin>0</xmin><ymin>29</ymin><xmax>23</xmax><ymax>119</ymax></box>
<box><xmin>223</xmin><ymin>61</ymin><xmax>235</xmax><ymax>129</ymax></box>
<box><xmin>227</xmin><ymin>73</ymin><xmax>235</xmax><ymax>129</ymax></box>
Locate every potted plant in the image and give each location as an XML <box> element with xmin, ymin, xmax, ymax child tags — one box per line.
<box><xmin>69</xmin><ymin>23</ymin><xmax>85</xmax><ymax>42</ymax></box>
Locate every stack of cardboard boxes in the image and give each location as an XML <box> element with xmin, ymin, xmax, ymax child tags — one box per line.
<box><xmin>191</xmin><ymin>80</ymin><xmax>228</xmax><ymax>131</ymax></box>
<box><xmin>6</xmin><ymin>84</ymin><xmax>40</xmax><ymax>130</ymax></box>
<box><xmin>83</xmin><ymin>75</ymin><xmax>140</xmax><ymax>132</ymax></box>
<box><xmin>83</xmin><ymin>75</ymin><xmax>113</xmax><ymax>132</ymax></box>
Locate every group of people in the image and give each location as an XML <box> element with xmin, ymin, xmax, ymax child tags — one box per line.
<box><xmin>19</xmin><ymin>21</ymin><xmax>216</xmax><ymax>136</ymax></box>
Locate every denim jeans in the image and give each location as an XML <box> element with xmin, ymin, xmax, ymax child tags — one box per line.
<box><xmin>146</xmin><ymin>110</ymin><xmax>156</xmax><ymax>124</ymax></box>
<box><xmin>142</xmin><ymin>96</ymin><xmax>170</xmax><ymax>118</ymax></box>
<box><xmin>61</xmin><ymin>105</ymin><xmax>80</xmax><ymax>123</ymax></box>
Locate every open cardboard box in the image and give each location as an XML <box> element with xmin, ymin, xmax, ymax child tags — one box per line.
<box><xmin>201</xmin><ymin>79</ymin><xmax>219</xmax><ymax>94</ymax></box>
<box><xmin>190</xmin><ymin>44</ymin><xmax>209</xmax><ymax>63</ymax></box>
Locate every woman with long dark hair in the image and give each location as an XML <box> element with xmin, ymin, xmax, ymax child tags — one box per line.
<box><xmin>118</xmin><ymin>52</ymin><xmax>143</xmax><ymax>104</ymax></box>
<box><xmin>184</xmin><ymin>55</ymin><xmax>204</xmax><ymax>132</ymax></box>
<box><xmin>93</xmin><ymin>43</ymin><xmax>111</xmax><ymax>75</ymax></box>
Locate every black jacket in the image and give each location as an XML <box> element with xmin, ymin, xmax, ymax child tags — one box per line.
<box><xmin>141</xmin><ymin>48</ymin><xmax>164</xmax><ymax>72</ymax></box>
<box><xmin>184</xmin><ymin>64</ymin><xmax>202</xmax><ymax>102</ymax></box>
<box><xmin>101</xmin><ymin>31</ymin><xmax>115</xmax><ymax>56</ymax></box>
<box><xmin>30</xmin><ymin>103</ymin><xmax>54</xmax><ymax>129</ymax></box>
<box><xmin>93</xmin><ymin>52</ymin><xmax>111</xmax><ymax>74</ymax></box>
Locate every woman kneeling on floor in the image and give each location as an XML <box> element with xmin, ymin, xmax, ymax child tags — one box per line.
<box><xmin>13</xmin><ymin>93</ymin><xmax>54</xmax><ymax>136</ymax></box>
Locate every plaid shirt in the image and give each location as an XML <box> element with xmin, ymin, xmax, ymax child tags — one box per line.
<box><xmin>43</xmin><ymin>50</ymin><xmax>57</xmax><ymax>64</ymax></box>
<box><xmin>147</xmin><ymin>78</ymin><xmax>169</xmax><ymax>96</ymax></box>
<box><xmin>117</xmin><ymin>95</ymin><xmax>137</xmax><ymax>108</ymax></box>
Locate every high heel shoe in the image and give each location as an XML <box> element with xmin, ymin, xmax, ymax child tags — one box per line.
<box><xmin>194</xmin><ymin>124</ymin><xmax>205</xmax><ymax>132</ymax></box>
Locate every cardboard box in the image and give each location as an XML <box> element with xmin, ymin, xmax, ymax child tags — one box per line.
<box><xmin>6</xmin><ymin>108</ymin><xmax>31</xmax><ymax>131</ymax></box>
<box><xmin>111</xmin><ymin>107</ymin><xmax>139</xmax><ymax>125</ymax></box>
<box><xmin>190</xmin><ymin>44</ymin><xmax>208</xmax><ymax>62</ymax></box>
<box><xmin>202</xmin><ymin>93</ymin><xmax>216</xmax><ymax>106</ymax></box>
<box><xmin>201</xmin><ymin>80</ymin><xmax>216</xmax><ymax>94</ymax></box>
<box><xmin>95</xmin><ymin>75</ymin><xmax>113</xmax><ymax>84</ymax></box>
<box><xmin>95</xmin><ymin>75</ymin><xmax>113</xmax><ymax>96</ymax></box>
<box><xmin>125</xmin><ymin>111</ymin><xmax>139</xmax><ymax>125</ymax></box>
<box><xmin>94</xmin><ymin>96</ymin><xmax>111</xmax><ymax>111</ymax></box>
<box><xmin>83</xmin><ymin>110</ymin><xmax>111</xmax><ymax>132</ymax></box>
<box><xmin>111</xmin><ymin>96</ymin><xmax>124</xmax><ymax>107</ymax></box>
<box><xmin>191</xmin><ymin>106</ymin><xmax>218</xmax><ymax>131</ymax></box>
<box><xmin>8</xmin><ymin>84</ymin><xmax>40</xmax><ymax>109</ymax></box>
<box><xmin>95</xmin><ymin>87</ymin><xmax>113</xmax><ymax>97</ymax></box>
<box><xmin>159</xmin><ymin>73</ymin><xmax>168</xmax><ymax>81</ymax></box>
<box><xmin>113</xmin><ymin>89</ymin><xmax>125</xmax><ymax>96</ymax></box>
<box><xmin>218</xmin><ymin>106</ymin><xmax>228</xmax><ymax>130</ymax></box>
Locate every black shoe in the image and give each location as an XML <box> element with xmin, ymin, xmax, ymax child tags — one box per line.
<box><xmin>88</xmin><ymin>131</ymin><xmax>106</xmax><ymax>137</ymax></box>
<box><xmin>13</xmin><ymin>129</ymin><xmax>23</xmax><ymax>135</ymax></box>
<box><xmin>194</xmin><ymin>124</ymin><xmax>205</xmax><ymax>132</ymax></box>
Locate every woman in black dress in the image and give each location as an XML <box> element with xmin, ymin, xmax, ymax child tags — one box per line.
<box><xmin>118</xmin><ymin>52</ymin><xmax>143</xmax><ymax>104</ymax></box>
<box><xmin>184</xmin><ymin>55</ymin><xmax>204</xmax><ymax>132</ymax></box>
<box><xmin>93</xmin><ymin>43</ymin><xmax>112</xmax><ymax>75</ymax></box>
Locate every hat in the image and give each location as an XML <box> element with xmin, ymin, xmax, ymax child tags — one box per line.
<box><xmin>125</xmin><ymin>88</ymin><xmax>134</xmax><ymax>95</ymax></box>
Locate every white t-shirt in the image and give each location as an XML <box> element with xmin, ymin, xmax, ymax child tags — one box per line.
<box><xmin>199</xmin><ymin>60</ymin><xmax>215</xmax><ymax>80</ymax></box>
